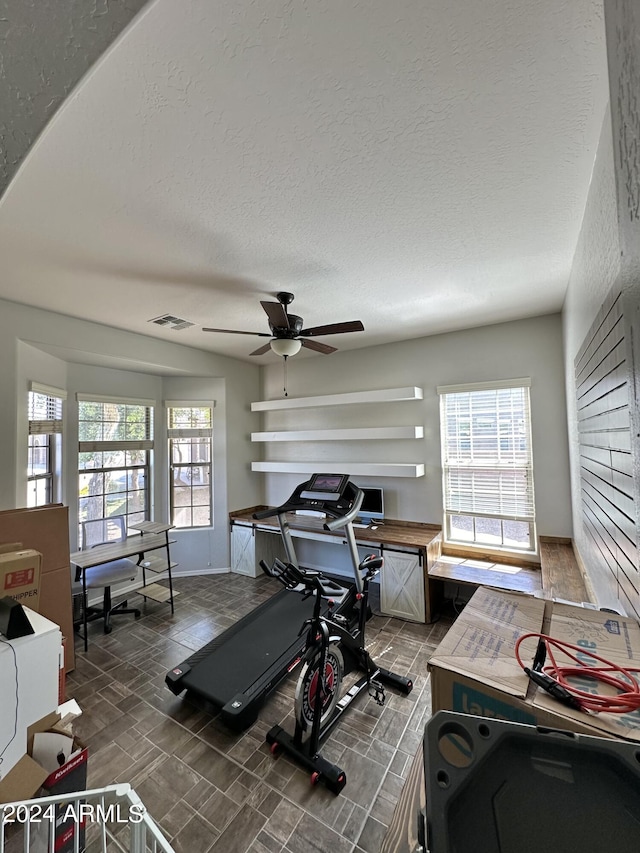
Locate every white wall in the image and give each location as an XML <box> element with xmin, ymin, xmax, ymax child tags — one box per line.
<box><xmin>259</xmin><ymin>313</ymin><xmax>572</xmax><ymax>543</ymax></box>
<box><xmin>3</xmin><ymin>297</ymin><xmax>261</xmax><ymax>573</ymax></box>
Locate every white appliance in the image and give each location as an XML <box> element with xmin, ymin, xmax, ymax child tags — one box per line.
<box><xmin>0</xmin><ymin>607</ymin><xmax>61</xmax><ymax>780</ymax></box>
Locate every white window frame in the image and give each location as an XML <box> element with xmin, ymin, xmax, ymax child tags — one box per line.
<box><xmin>438</xmin><ymin>379</ymin><xmax>536</xmax><ymax>554</ymax></box>
<box><xmin>166</xmin><ymin>401</ymin><xmax>214</xmax><ymax>529</ymax></box>
<box><xmin>76</xmin><ymin>393</ymin><xmax>154</xmax><ymax>542</ymax></box>
<box><xmin>27</xmin><ymin>382</ymin><xmax>66</xmax><ymax>507</ymax></box>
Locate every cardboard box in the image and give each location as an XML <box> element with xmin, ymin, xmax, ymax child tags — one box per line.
<box><xmin>0</xmin><ymin>548</ymin><xmax>42</xmax><ymax>610</ymax></box>
<box><xmin>0</xmin><ymin>710</ymin><xmax>87</xmax><ymax>853</ymax></box>
<box><xmin>0</xmin><ymin>506</ymin><xmax>70</xmax><ymax>575</ymax></box>
<box><xmin>39</xmin><ymin>566</ymin><xmax>75</xmax><ymax>671</ymax></box>
<box><xmin>0</xmin><ymin>710</ymin><xmax>86</xmax><ymax>790</ymax></box>
<box><xmin>0</xmin><ymin>504</ymin><xmax>75</xmax><ymax>672</ymax></box>
<box><xmin>429</xmin><ymin>586</ymin><xmax>640</xmax><ymax>741</ymax></box>
<box><xmin>34</xmin><ymin>732</ymin><xmax>88</xmax><ymax>853</ymax></box>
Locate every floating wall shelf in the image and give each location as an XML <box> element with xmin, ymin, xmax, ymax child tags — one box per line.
<box><xmin>251</xmin><ymin>426</ymin><xmax>424</xmax><ymax>442</ymax></box>
<box><xmin>251</xmin><ymin>386</ymin><xmax>423</xmax><ymax>412</ymax></box>
<box><xmin>251</xmin><ymin>462</ymin><xmax>425</xmax><ymax>477</ymax></box>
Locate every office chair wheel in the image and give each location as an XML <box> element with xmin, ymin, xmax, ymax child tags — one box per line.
<box><xmin>134</xmin><ymin>609</ymin><xmax>141</xmax><ymax>619</ymax></box>
<box><xmin>104</xmin><ymin>624</ymin><xmax>113</xmax><ymax>634</ymax></box>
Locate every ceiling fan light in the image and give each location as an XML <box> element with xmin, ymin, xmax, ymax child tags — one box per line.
<box><xmin>270</xmin><ymin>338</ymin><xmax>302</xmax><ymax>357</ymax></box>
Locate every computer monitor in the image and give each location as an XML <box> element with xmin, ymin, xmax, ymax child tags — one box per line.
<box><xmin>358</xmin><ymin>487</ymin><xmax>384</xmax><ymax>522</ymax></box>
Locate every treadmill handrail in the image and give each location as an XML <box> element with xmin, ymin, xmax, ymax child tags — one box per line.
<box><xmin>251</xmin><ymin>486</ymin><xmax>363</xmax><ymax>529</ymax></box>
<box><xmin>253</xmin><ymin>504</ymin><xmax>297</xmax><ymax>521</ymax></box>
<box><xmin>324</xmin><ymin>489</ymin><xmax>363</xmax><ymax>531</ymax></box>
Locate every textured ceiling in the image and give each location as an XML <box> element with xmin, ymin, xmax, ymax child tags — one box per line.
<box><xmin>0</xmin><ymin>0</ymin><xmax>148</xmax><ymax>193</ymax></box>
<box><xmin>0</xmin><ymin>0</ymin><xmax>609</xmax><ymax>362</ymax></box>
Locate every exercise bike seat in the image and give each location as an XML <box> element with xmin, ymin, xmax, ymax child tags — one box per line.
<box><xmin>358</xmin><ymin>554</ymin><xmax>383</xmax><ymax>573</ymax></box>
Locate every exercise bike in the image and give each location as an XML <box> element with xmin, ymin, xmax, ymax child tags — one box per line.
<box><xmin>264</xmin><ymin>554</ymin><xmax>414</xmax><ymax>794</ymax></box>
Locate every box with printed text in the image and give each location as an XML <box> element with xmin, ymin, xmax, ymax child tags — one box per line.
<box><xmin>429</xmin><ymin>586</ymin><xmax>640</xmax><ymax>741</ymax></box>
<box><xmin>0</xmin><ymin>547</ymin><xmax>42</xmax><ymax>610</ymax></box>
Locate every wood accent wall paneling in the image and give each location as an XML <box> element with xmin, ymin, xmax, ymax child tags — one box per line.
<box><xmin>575</xmin><ymin>287</ymin><xmax>639</xmax><ymax>618</ymax></box>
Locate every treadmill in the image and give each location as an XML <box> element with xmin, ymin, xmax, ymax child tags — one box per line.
<box><xmin>165</xmin><ymin>473</ymin><xmax>365</xmax><ymax>731</ymax></box>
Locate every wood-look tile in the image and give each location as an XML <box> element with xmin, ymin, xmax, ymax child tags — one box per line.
<box><xmin>197</xmin><ymin>788</ymin><xmax>240</xmax><ymax>832</ymax></box>
<box><xmin>78</xmin><ymin>710</ymin><xmax>132</xmax><ymax>753</ymax></box>
<box><xmin>358</xmin><ymin>816</ymin><xmax>389</xmax><ymax>853</ymax></box>
<box><xmin>255</xmin><ymin>787</ymin><xmax>284</xmax><ymax>818</ymax></box>
<box><xmin>256</xmin><ymin>830</ymin><xmax>284</xmax><ymax>853</ymax></box>
<box><xmin>369</xmin><ymin>792</ymin><xmax>396</xmax><ymax>826</ymax></box>
<box><xmin>183</xmin><ymin>777</ymin><xmax>217</xmax><ymax>811</ymax></box>
<box><xmin>147</xmin><ymin>716</ymin><xmax>195</xmax><ymax>755</ymax></box>
<box><xmin>285</xmin><ymin>812</ymin><xmax>354</xmax><ymax>853</ymax></box>
<box><xmin>264</xmin><ymin>798</ymin><xmax>304</xmax><ymax>845</ymax></box>
<box><xmin>197</xmin><ymin>719</ymin><xmax>243</xmax><ymax>753</ymax></box>
<box><xmin>208</xmin><ymin>804</ymin><xmax>268</xmax><ymax>853</ymax></box>
<box><xmin>72</xmin><ymin>699</ymin><xmax>123</xmax><ymax>741</ymax></box>
<box><xmin>158</xmin><ymin>799</ymin><xmax>197</xmax><ymax>842</ymax></box>
<box><xmin>135</xmin><ymin>774</ymin><xmax>187</xmax><ymax>822</ymax></box>
<box><xmin>387</xmin><ymin>750</ymin><xmax>411</xmax><ymax>778</ymax></box>
<box><xmin>378</xmin><ymin>771</ymin><xmax>405</xmax><ymax>803</ymax></box>
<box><xmin>71</xmin><ymin>572</ymin><xmax>443</xmax><ymax>853</ymax></box>
<box><xmin>119</xmin><ymin>744</ymin><xmax>165</xmax><ymax>787</ymax></box>
<box><xmin>398</xmin><ymin>727</ymin><xmax>422</xmax><ymax>756</ymax></box>
<box><xmin>171</xmin><ymin>812</ymin><xmax>220</xmax><ymax>853</ymax></box>
<box><xmin>86</xmin><ymin>741</ymin><xmax>135</xmax><ymax>788</ymax></box>
<box><xmin>338</xmin><ymin>802</ymin><xmax>368</xmax><ymax>843</ymax></box>
<box><xmin>249</xmin><ymin>838</ymin><xmax>279</xmax><ymax>853</ymax></box>
<box><xmin>372</xmin><ymin>708</ymin><xmax>410</xmax><ymax>748</ymax></box>
<box><xmin>181</xmin><ymin>738</ymin><xmax>244</xmax><ymax>791</ymax></box>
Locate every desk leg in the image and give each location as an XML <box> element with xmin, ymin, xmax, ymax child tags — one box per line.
<box><xmin>82</xmin><ymin>570</ymin><xmax>88</xmax><ymax>652</ymax></box>
<box><xmin>165</xmin><ymin>533</ymin><xmax>175</xmax><ymax>614</ymax></box>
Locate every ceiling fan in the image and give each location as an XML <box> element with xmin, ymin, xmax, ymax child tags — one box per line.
<box><xmin>203</xmin><ymin>292</ymin><xmax>365</xmax><ymax>357</ymax></box>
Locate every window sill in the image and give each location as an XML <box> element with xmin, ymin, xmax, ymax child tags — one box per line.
<box><xmin>443</xmin><ymin>539</ymin><xmax>539</xmax><ymax>566</ymax></box>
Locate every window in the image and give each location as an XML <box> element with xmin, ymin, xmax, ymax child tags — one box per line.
<box><xmin>27</xmin><ymin>383</ymin><xmax>65</xmax><ymax>507</ymax></box>
<box><xmin>438</xmin><ymin>379</ymin><xmax>536</xmax><ymax>552</ymax></box>
<box><xmin>77</xmin><ymin>395</ymin><xmax>154</xmax><ymax>540</ymax></box>
<box><xmin>167</xmin><ymin>403</ymin><xmax>213</xmax><ymax>528</ymax></box>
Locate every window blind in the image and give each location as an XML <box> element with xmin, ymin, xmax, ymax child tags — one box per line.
<box><xmin>166</xmin><ymin>404</ymin><xmax>213</xmax><ymax>439</ymax></box>
<box><xmin>28</xmin><ymin>391</ymin><xmax>64</xmax><ymax>435</ymax></box>
<box><xmin>440</xmin><ymin>384</ymin><xmax>535</xmax><ymax>521</ymax></box>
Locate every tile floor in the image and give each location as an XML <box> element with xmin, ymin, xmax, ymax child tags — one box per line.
<box><xmin>65</xmin><ymin>574</ymin><xmax>452</xmax><ymax>852</ymax></box>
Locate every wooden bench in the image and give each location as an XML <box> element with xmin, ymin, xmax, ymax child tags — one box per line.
<box><xmin>538</xmin><ymin>536</ymin><xmax>590</xmax><ymax>603</ymax></box>
<box><xmin>427</xmin><ymin>536</ymin><xmax>591</xmax><ymax>605</ymax></box>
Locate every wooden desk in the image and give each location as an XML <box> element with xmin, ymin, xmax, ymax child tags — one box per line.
<box><xmin>229</xmin><ymin>507</ymin><xmax>443</xmax><ymax>623</ymax></box>
<box><xmin>71</xmin><ymin>524</ymin><xmax>176</xmax><ymax>650</ymax></box>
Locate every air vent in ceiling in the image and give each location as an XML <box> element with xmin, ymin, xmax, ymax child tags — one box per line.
<box><xmin>148</xmin><ymin>314</ymin><xmax>195</xmax><ymax>331</ymax></box>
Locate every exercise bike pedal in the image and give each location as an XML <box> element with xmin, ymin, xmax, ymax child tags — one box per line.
<box><xmin>368</xmin><ymin>680</ymin><xmax>386</xmax><ymax>706</ymax></box>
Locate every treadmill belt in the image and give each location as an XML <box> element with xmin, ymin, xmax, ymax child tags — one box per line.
<box><xmin>180</xmin><ymin>590</ymin><xmax>316</xmax><ymax>704</ymax></box>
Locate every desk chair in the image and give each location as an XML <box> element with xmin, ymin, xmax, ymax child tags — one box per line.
<box><xmin>81</xmin><ymin>516</ymin><xmax>141</xmax><ymax>634</ymax></box>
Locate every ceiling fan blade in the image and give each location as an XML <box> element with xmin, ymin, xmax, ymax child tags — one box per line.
<box><xmin>250</xmin><ymin>342</ymin><xmax>273</xmax><ymax>356</ymax></box>
<box><xmin>302</xmin><ymin>339</ymin><xmax>337</xmax><ymax>354</ymax></box>
<box><xmin>261</xmin><ymin>300</ymin><xmax>290</xmax><ymax>329</ymax></box>
<box><xmin>202</xmin><ymin>327</ymin><xmax>271</xmax><ymax>337</ymax></box>
<box><xmin>299</xmin><ymin>320</ymin><xmax>364</xmax><ymax>337</ymax></box>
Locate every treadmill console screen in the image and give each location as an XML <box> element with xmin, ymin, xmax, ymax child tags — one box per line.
<box><xmin>300</xmin><ymin>473</ymin><xmax>350</xmax><ymax>501</ymax></box>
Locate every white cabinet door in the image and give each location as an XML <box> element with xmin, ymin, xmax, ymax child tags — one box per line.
<box><xmin>231</xmin><ymin>524</ymin><xmax>257</xmax><ymax>577</ymax></box>
<box><xmin>380</xmin><ymin>548</ymin><xmax>425</xmax><ymax>622</ymax></box>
